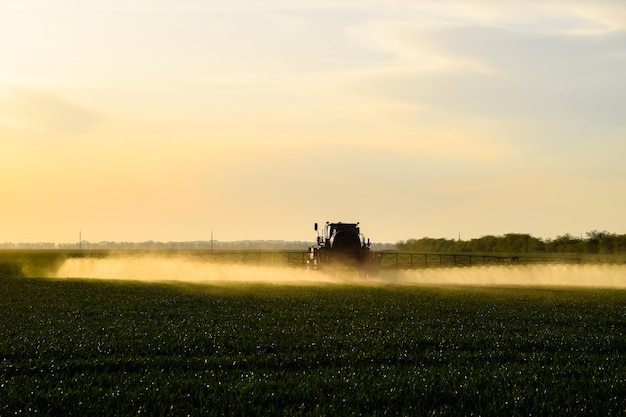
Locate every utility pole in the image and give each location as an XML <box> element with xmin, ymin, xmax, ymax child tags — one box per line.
<box><xmin>79</xmin><ymin>229</ymin><xmax>82</xmax><ymax>250</ymax></box>
<box><xmin>210</xmin><ymin>229</ymin><xmax>213</xmax><ymax>252</ymax></box>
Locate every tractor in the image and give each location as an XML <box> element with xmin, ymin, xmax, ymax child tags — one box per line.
<box><xmin>308</xmin><ymin>221</ymin><xmax>379</xmax><ymax>277</ymax></box>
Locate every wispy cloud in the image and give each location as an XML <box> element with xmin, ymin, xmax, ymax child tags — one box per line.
<box><xmin>0</xmin><ymin>0</ymin><xmax>378</xmax><ymax>13</ymax></box>
<box><xmin>0</xmin><ymin>88</ymin><xmax>102</xmax><ymax>137</ymax></box>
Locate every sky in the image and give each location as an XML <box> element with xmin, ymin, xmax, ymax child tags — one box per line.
<box><xmin>1</xmin><ymin>0</ymin><xmax>625</xmax><ymax>244</ymax></box>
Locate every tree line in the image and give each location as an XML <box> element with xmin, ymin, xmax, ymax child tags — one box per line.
<box><xmin>0</xmin><ymin>240</ymin><xmax>311</xmax><ymax>250</ymax></box>
<box><xmin>396</xmin><ymin>231</ymin><xmax>626</xmax><ymax>254</ymax></box>
<box><xmin>0</xmin><ymin>240</ymin><xmax>396</xmax><ymax>251</ymax></box>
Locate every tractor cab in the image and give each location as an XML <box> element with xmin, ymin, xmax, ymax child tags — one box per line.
<box><xmin>315</xmin><ymin>222</ymin><xmax>368</xmax><ymax>248</ymax></box>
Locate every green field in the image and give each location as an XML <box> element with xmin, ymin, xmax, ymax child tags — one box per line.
<box><xmin>2</xmin><ymin>257</ymin><xmax>626</xmax><ymax>415</ymax></box>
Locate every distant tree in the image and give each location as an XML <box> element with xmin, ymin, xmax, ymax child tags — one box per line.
<box><xmin>396</xmin><ymin>238</ymin><xmax>456</xmax><ymax>252</ymax></box>
<box><xmin>495</xmin><ymin>233</ymin><xmax>544</xmax><ymax>253</ymax></box>
<box><xmin>449</xmin><ymin>240</ymin><xmax>471</xmax><ymax>252</ymax></box>
<box><xmin>469</xmin><ymin>235</ymin><xmax>499</xmax><ymax>252</ymax></box>
<box><xmin>596</xmin><ymin>233</ymin><xmax>616</xmax><ymax>254</ymax></box>
<box><xmin>545</xmin><ymin>234</ymin><xmax>586</xmax><ymax>253</ymax></box>
<box><xmin>585</xmin><ymin>230</ymin><xmax>608</xmax><ymax>254</ymax></box>
<box><xmin>613</xmin><ymin>235</ymin><xmax>626</xmax><ymax>254</ymax></box>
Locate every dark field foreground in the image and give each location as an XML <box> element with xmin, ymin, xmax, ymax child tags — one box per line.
<box><xmin>2</xmin><ymin>271</ymin><xmax>626</xmax><ymax>416</ymax></box>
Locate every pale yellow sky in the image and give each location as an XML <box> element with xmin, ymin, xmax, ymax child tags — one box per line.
<box><xmin>1</xmin><ymin>0</ymin><xmax>625</xmax><ymax>243</ymax></box>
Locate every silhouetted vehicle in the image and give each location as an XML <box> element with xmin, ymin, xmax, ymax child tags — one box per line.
<box><xmin>308</xmin><ymin>221</ymin><xmax>379</xmax><ymax>277</ymax></box>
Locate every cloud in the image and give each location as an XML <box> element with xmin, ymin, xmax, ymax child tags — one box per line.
<box><xmin>541</xmin><ymin>2</ymin><xmax>626</xmax><ymax>36</ymax></box>
<box><xmin>0</xmin><ymin>0</ymin><xmax>379</xmax><ymax>13</ymax></box>
<box><xmin>0</xmin><ymin>88</ymin><xmax>102</xmax><ymax>137</ymax></box>
<box><xmin>342</xmin><ymin>16</ymin><xmax>626</xmax><ymax>138</ymax></box>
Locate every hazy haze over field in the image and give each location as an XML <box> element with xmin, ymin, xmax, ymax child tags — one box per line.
<box><xmin>1</xmin><ymin>0</ymin><xmax>625</xmax><ymax>244</ymax></box>
<box><xmin>51</xmin><ymin>256</ymin><xmax>626</xmax><ymax>289</ymax></box>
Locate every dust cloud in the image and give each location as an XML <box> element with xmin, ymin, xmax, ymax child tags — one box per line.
<box><xmin>50</xmin><ymin>255</ymin><xmax>626</xmax><ymax>288</ymax></box>
<box><xmin>383</xmin><ymin>264</ymin><xmax>626</xmax><ymax>288</ymax></box>
<box><xmin>51</xmin><ymin>255</ymin><xmax>353</xmax><ymax>286</ymax></box>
